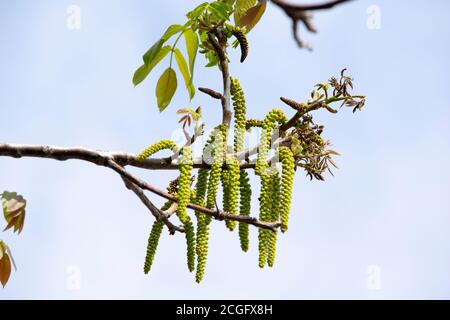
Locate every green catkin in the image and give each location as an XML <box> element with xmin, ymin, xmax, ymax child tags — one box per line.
<box><xmin>265</xmin><ymin>109</ymin><xmax>288</xmax><ymax>128</ymax></box>
<box><xmin>197</xmin><ymin>126</ymin><xmax>226</xmax><ymax>283</ymax></box>
<box><xmin>258</xmin><ymin>172</ymin><xmax>272</xmax><ymax>268</ymax></box>
<box><xmin>238</xmin><ymin>170</ymin><xmax>251</xmax><ymax>252</ymax></box>
<box><xmin>231</xmin><ymin>78</ymin><xmax>247</xmax><ymax>154</ymax></box>
<box><xmin>206</xmin><ymin>127</ymin><xmax>225</xmax><ymax>209</ymax></box>
<box><xmin>177</xmin><ymin>146</ymin><xmax>196</xmax><ymax>272</ymax></box>
<box><xmin>194</xmin><ymin>168</ymin><xmax>210</xmax><ymax>279</ymax></box>
<box><xmin>256</xmin><ymin>109</ymin><xmax>286</xmax><ymax>175</ymax></box>
<box><xmin>195</xmin><ymin>214</ymin><xmax>211</xmax><ymax>283</ymax></box>
<box><xmin>246</xmin><ymin>119</ymin><xmax>265</xmax><ymax>130</ymax></box>
<box><xmin>221</xmin><ymin>169</ymin><xmax>234</xmax><ymax>231</ymax></box>
<box><xmin>194</xmin><ymin>168</ymin><xmax>209</xmax><ymax>231</ymax></box>
<box><xmin>177</xmin><ymin>146</ymin><xmax>193</xmax><ymax>223</ymax></box>
<box><xmin>183</xmin><ymin>216</ymin><xmax>196</xmax><ymax>272</ymax></box>
<box><xmin>137</xmin><ymin>140</ymin><xmax>178</xmax><ymax>161</ymax></box>
<box><xmin>255</xmin><ymin>127</ymin><xmax>271</xmax><ymax>176</ymax></box>
<box><xmin>267</xmin><ymin>169</ymin><xmax>280</xmax><ymax>267</ymax></box>
<box><xmin>143</xmin><ymin>200</ymin><xmax>172</xmax><ymax>274</ymax></box>
<box><xmin>195</xmin><ymin>169</ymin><xmax>209</xmax><ymax>206</ymax></box>
<box><xmin>279</xmin><ymin>147</ymin><xmax>295</xmax><ymax>233</ymax></box>
<box><xmin>206</xmin><ymin>163</ymin><xmax>222</xmax><ymax>210</ymax></box>
<box><xmin>190</xmin><ymin>189</ymin><xmax>197</xmax><ymax>203</ymax></box>
<box><xmin>221</xmin><ymin>169</ymin><xmax>231</xmax><ymax>213</ymax></box>
<box><xmin>194</xmin><ymin>136</ymin><xmax>215</xmax><ymax>283</ymax></box>
<box><xmin>143</xmin><ymin>220</ymin><xmax>164</xmax><ymax>274</ymax></box>
<box><xmin>231</xmin><ymin>78</ymin><xmax>250</xmax><ymax>243</ymax></box>
<box><xmin>256</xmin><ymin>129</ymin><xmax>271</xmax><ymax>266</ymax></box>
<box><xmin>223</xmin><ymin>156</ymin><xmax>240</xmax><ymax>231</ymax></box>
<box><xmin>256</xmin><ymin>109</ymin><xmax>288</xmax><ymax>267</ymax></box>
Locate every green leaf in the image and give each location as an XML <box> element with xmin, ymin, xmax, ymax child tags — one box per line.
<box><xmin>161</xmin><ymin>24</ymin><xmax>185</xmax><ymax>41</ymax></box>
<box><xmin>143</xmin><ymin>39</ymin><xmax>164</xmax><ymax>66</ymax></box>
<box><xmin>209</xmin><ymin>1</ymin><xmax>231</xmax><ymax>21</ymax></box>
<box><xmin>184</xmin><ymin>29</ymin><xmax>199</xmax><ymax>82</ymax></box>
<box><xmin>133</xmin><ymin>46</ymin><xmax>171</xmax><ymax>86</ymax></box>
<box><xmin>237</xmin><ymin>2</ymin><xmax>266</xmax><ymax>32</ymax></box>
<box><xmin>205</xmin><ymin>51</ymin><xmax>218</xmax><ymax>67</ymax></box>
<box><xmin>142</xmin><ymin>25</ymin><xmax>184</xmax><ymax>66</ymax></box>
<box><xmin>174</xmin><ymin>49</ymin><xmax>195</xmax><ymax>100</ymax></box>
<box><xmin>234</xmin><ymin>0</ymin><xmax>256</xmax><ymax>24</ymax></box>
<box><xmin>186</xmin><ymin>2</ymin><xmax>209</xmax><ymax>20</ymax></box>
<box><xmin>156</xmin><ymin>68</ymin><xmax>178</xmax><ymax>112</ymax></box>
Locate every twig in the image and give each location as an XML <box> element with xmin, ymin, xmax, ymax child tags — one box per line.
<box><xmin>280</xmin><ymin>99</ymin><xmax>323</xmax><ymax>132</ymax></box>
<box><xmin>0</xmin><ymin>143</ymin><xmax>242</xmax><ymax>170</ymax></box>
<box><xmin>122</xmin><ymin>177</ymin><xmax>183</xmax><ymax>235</ymax></box>
<box><xmin>107</xmin><ymin>160</ymin><xmax>280</xmax><ymax>231</ymax></box>
<box><xmin>280</xmin><ymin>96</ymin><xmax>304</xmax><ymax>111</ymax></box>
<box><xmin>199</xmin><ymin>87</ymin><xmax>224</xmax><ymax>101</ymax></box>
<box><xmin>161</xmin><ymin>202</ymin><xmax>178</xmax><ymax>219</ymax></box>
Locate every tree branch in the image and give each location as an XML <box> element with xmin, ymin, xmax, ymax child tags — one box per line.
<box><xmin>107</xmin><ymin>160</ymin><xmax>280</xmax><ymax>232</ymax></box>
<box><xmin>0</xmin><ymin>143</ymin><xmax>279</xmax><ymax>231</ymax></box>
<box><xmin>279</xmin><ymin>99</ymin><xmax>324</xmax><ymax>132</ymax></box>
<box><xmin>208</xmin><ymin>32</ymin><xmax>232</xmax><ymax>127</ymax></box>
<box><xmin>122</xmin><ymin>177</ymin><xmax>183</xmax><ymax>235</ymax></box>
<box><xmin>198</xmin><ymin>87</ymin><xmax>224</xmax><ymax>101</ymax></box>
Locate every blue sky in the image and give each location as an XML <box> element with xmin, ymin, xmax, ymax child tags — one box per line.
<box><xmin>1</xmin><ymin>0</ymin><xmax>450</xmax><ymax>299</ymax></box>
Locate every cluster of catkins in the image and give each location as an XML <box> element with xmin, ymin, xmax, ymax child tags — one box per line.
<box><xmin>138</xmin><ymin>78</ymin><xmax>296</xmax><ymax>282</ymax></box>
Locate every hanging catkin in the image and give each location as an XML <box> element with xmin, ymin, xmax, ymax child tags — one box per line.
<box><xmin>231</xmin><ymin>77</ymin><xmax>247</xmax><ymax>154</ymax></box>
<box><xmin>223</xmin><ymin>156</ymin><xmax>240</xmax><ymax>231</ymax></box>
<box><xmin>177</xmin><ymin>146</ymin><xmax>196</xmax><ymax>272</ymax></box>
<box><xmin>256</xmin><ymin>109</ymin><xmax>288</xmax><ymax>267</ymax></box>
<box><xmin>279</xmin><ymin>146</ymin><xmax>295</xmax><ymax>233</ymax></box>
<box><xmin>267</xmin><ymin>168</ymin><xmax>280</xmax><ymax>267</ymax></box>
<box><xmin>143</xmin><ymin>201</ymin><xmax>172</xmax><ymax>274</ymax></box>
<box><xmin>137</xmin><ymin>140</ymin><xmax>178</xmax><ymax>160</ymax></box>
<box><xmin>238</xmin><ymin>170</ymin><xmax>251</xmax><ymax>252</ymax></box>
<box><xmin>197</xmin><ymin>125</ymin><xmax>226</xmax><ymax>283</ymax></box>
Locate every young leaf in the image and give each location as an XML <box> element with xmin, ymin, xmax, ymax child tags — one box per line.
<box><xmin>184</xmin><ymin>29</ymin><xmax>199</xmax><ymax>82</ymax></box>
<box><xmin>161</xmin><ymin>24</ymin><xmax>185</xmax><ymax>41</ymax></box>
<box><xmin>156</xmin><ymin>68</ymin><xmax>178</xmax><ymax>112</ymax></box>
<box><xmin>0</xmin><ymin>242</ymin><xmax>12</xmax><ymax>288</ymax></box>
<box><xmin>2</xmin><ymin>191</ymin><xmax>26</xmax><ymax>234</ymax></box>
<box><xmin>143</xmin><ymin>39</ymin><xmax>164</xmax><ymax>66</ymax></box>
<box><xmin>186</xmin><ymin>2</ymin><xmax>209</xmax><ymax>20</ymax></box>
<box><xmin>209</xmin><ymin>1</ymin><xmax>231</xmax><ymax>21</ymax></box>
<box><xmin>174</xmin><ymin>49</ymin><xmax>195</xmax><ymax>100</ymax></box>
<box><xmin>237</xmin><ymin>2</ymin><xmax>266</xmax><ymax>32</ymax></box>
<box><xmin>133</xmin><ymin>46</ymin><xmax>171</xmax><ymax>86</ymax></box>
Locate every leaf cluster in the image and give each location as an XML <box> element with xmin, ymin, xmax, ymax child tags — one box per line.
<box><xmin>133</xmin><ymin>0</ymin><xmax>267</xmax><ymax>112</ymax></box>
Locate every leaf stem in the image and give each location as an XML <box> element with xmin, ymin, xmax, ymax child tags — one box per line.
<box><xmin>169</xmin><ymin>30</ymin><xmax>186</xmax><ymax>68</ymax></box>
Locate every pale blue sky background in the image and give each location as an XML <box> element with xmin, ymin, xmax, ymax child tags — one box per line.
<box><xmin>1</xmin><ymin>0</ymin><xmax>450</xmax><ymax>299</ymax></box>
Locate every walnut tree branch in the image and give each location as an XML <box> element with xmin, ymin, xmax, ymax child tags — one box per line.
<box><xmin>208</xmin><ymin>32</ymin><xmax>232</xmax><ymax>127</ymax></box>
<box><xmin>122</xmin><ymin>177</ymin><xmax>183</xmax><ymax>235</ymax></box>
<box><xmin>106</xmin><ymin>160</ymin><xmax>280</xmax><ymax>232</ymax></box>
<box><xmin>0</xmin><ymin>143</ymin><xmax>278</xmax><ymax>231</ymax></box>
